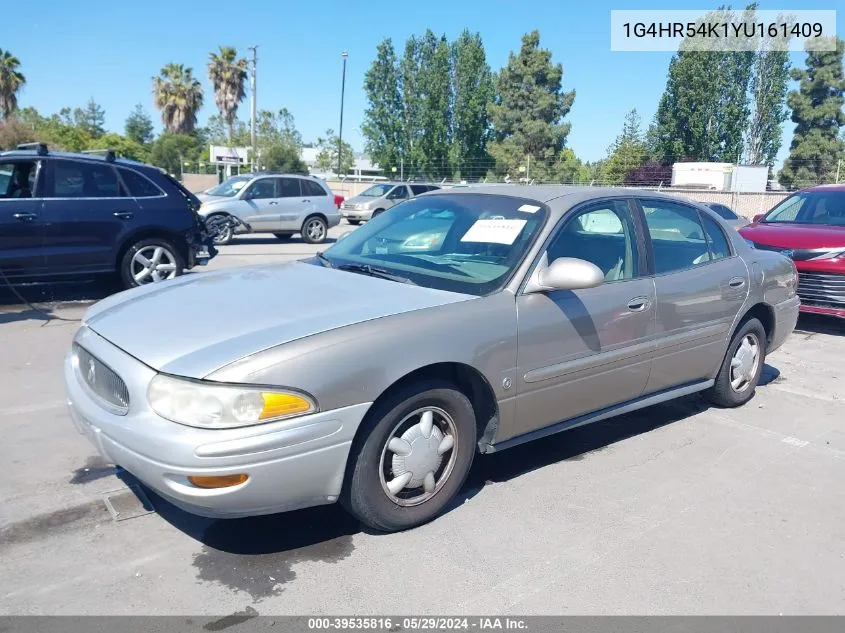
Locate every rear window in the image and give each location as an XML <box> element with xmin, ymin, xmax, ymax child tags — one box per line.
<box><xmin>410</xmin><ymin>185</ymin><xmax>429</xmax><ymax>195</ymax></box>
<box><xmin>119</xmin><ymin>168</ymin><xmax>163</xmax><ymax>198</ymax></box>
<box><xmin>708</xmin><ymin>204</ymin><xmax>738</xmax><ymax>220</ymax></box>
<box><xmin>301</xmin><ymin>179</ymin><xmax>327</xmax><ymax>196</ymax></box>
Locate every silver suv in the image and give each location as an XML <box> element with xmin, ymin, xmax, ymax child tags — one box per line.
<box><xmin>197</xmin><ymin>173</ymin><xmax>342</xmax><ymax>245</ymax></box>
<box><xmin>340</xmin><ymin>182</ymin><xmax>440</xmax><ymax>224</ymax></box>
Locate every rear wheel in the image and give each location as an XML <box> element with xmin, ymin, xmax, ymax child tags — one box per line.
<box><xmin>343</xmin><ymin>380</ymin><xmax>476</xmax><ymax>532</ymax></box>
<box><xmin>119</xmin><ymin>238</ymin><xmax>185</xmax><ymax>289</ymax></box>
<box><xmin>301</xmin><ymin>215</ymin><xmax>328</xmax><ymax>244</ymax></box>
<box><xmin>708</xmin><ymin>317</ymin><xmax>767</xmax><ymax>407</ymax></box>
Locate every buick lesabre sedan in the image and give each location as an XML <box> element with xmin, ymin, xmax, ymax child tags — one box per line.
<box><xmin>65</xmin><ymin>187</ymin><xmax>800</xmax><ymax>532</ymax></box>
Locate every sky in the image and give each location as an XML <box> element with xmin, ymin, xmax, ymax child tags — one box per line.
<box><xmin>3</xmin><ymin>0</ymin><xmax>843</xmax><ymax>167</ymax></box>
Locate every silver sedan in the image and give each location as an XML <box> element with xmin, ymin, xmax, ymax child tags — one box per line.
<box><xmin>64</xmin><ymin>186</ymin><xmax>799</xmax><ymax>532</ymax></box>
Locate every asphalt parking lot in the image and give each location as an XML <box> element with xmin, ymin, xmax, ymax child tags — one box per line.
<box><xmin>1</xmin><ymin>225</ymin><xmax>844</xmax><ymax>616</ymax></box>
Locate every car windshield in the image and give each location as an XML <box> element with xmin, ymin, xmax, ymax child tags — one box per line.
<box><xmin>206</xmin><ymin>176</ymin><xmax>251</xmax><ymax>197</ymax></box>
<box><xmin>763</xmin><ymin>191</ymin><xmax>845</xmax><ymax>226</ymax></box>
<box><xmin>359</xmin><ymin>184</ymin><xmax>393</xmax><ymax>197</ymax></box>
<box><xmin>320</xmin><ymin>193</ymin><xmax>548</xmax><ymax>296</ymax></box>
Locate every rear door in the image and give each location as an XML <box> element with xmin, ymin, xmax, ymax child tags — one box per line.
<box><xmin>0</xmin><ymin>158</ymin><xmax>46</xmax><ymax>277</ymax></box>
<box><xmin>239</xmin><ymin>177</ymin><xmax>280</xmax><ymax>231</ymax></box>
<box><xmin>636</xmin><ymin>197</ymin><xmax>749</xmax><ymax>393</ymax></box>
<box><xmin>40</xmin><ymin>159</ymin><xmax>143</xmax><ymax>274</ymax></box>
<box><xmin>276</xmin><ymin>177</ymin><xmax>309</xmax><ymax>231</ymax></box>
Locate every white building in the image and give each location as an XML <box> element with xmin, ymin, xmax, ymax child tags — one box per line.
<box><xmin>671</xmin><ymin>162</ymin><xmax>769</xmax><ymax>192</ymax></box>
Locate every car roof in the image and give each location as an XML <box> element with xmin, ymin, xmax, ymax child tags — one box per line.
<box><xmin>0</xmin><ymin>149</ymin><xmax>157</xmax><ymax>171</ymax></box>
<box><xmin>428</xmin><ymin>185</ymin><xmax>688</xmax><ymax>205</ymax></box>
<box><xmin>803</xmin><ymin>184</ymin><xmax>845</xmax><ymax>193</ymax></box>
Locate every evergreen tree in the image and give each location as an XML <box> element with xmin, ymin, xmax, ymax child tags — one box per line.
<box><xmin>450</xmin><ymin>30</ymin><xmax>493</xmax><ymax>181</ymax></box>
<box><xmin>779</xmin><ymin>37</ymin><xmax>845</xmax><ymax>189</ymax></box>
<box><xmin>125</xmin><ymin>104</ymin><xmax>154</xmax><ymax>145</ymax></box>
<box><xmin>75</xmin><ymin>98</ymin><xmax>106</xmax><ymax>139</ymax></box>
<box><xmin>362</xmin><ymin>39</ymin><xmax>405</xmax><ymax>175</ymax></box>
<box><xmin>745</xmin><ymin>24</ymin><xmax>791</xmax><ymax>166</ymax></box>
<box><xmin>605</xmin><ymin>109</ymin><xmax>647</xmax><ymax>184</ymax></box>
<box><xmin>487</xmin><ymin>30</ymin><xmax>575</xmax><ymax>182</ymax></box>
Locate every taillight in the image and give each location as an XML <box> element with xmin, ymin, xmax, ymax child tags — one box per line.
<box><xmin>333</xmin><ymin>195</ymin><xmax>344</xmax><ymax>209</ymax></box>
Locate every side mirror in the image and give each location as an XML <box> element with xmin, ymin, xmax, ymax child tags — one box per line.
<box><xmin>752</xmin><ymin>213</ymin><xmax>765</xmax><ymax>223</ymax></box>
<box><xmin>525</xmin><ymin>257</ymin><xmax>605</xmax><ymax>293</ymax></box>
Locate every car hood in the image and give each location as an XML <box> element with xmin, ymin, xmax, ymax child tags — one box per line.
<box><xmin>740</xmin><ymin>222</ymin><xmax>845</xmax><ymax>249</ymax></box>
<box><xmin>345</xmin><ymin>195</ymin><xmax>376</xmax><ymax>205</ymax></box>
<box><xmin>83</xmin><ymin>262</ymin><xmax>475</xmax><ymax>378</ymax></box>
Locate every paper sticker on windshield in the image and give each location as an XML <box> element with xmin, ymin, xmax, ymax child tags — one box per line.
<box><xmin>518</xmin><ymin>204</ymin><xmax>541</xmax><ymax>214</ymax></box>
<box><xmin>460</xmin><ymin>219</ymin><xmax>527</xmax><ymax>245</ymax></box>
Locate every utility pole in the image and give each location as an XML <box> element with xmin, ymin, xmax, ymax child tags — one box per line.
<box><xmin>338</xmin><ymin>51</ymin><xmax>348</xmax><ymax>178</ymax></box>
<box><xmin>247</xmin><ymin>45</ymin><xmax>258</xmax><ymax>171</ymax></box>
<box><xmin>836</xmin><ymin>159</ymin><xmax>842</xmax><ymax>184</ymax></box>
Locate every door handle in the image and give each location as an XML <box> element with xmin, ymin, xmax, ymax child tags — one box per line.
<box><xmin>268</xmin><ymin>201</ymin><xmax>279</xmax><ymax>205</ymax></box>
<box><xmin>728</xmin><ymin>277</ymin><xmax>746</xmax><ymax>288</ymax></box>
<box><xmin>113</xmin><ymin>211</ymin><xmax>134</xmax><ymax>220</ymax></box>
<box><xmin>12</xmin><ymin>212</ymin><xmax>37</xmax><ymax>222</ymax></box>
<box><xmin>627</xmin><ymin>296</ymin><xmax>651</xmax><ymax>312</ymax></box>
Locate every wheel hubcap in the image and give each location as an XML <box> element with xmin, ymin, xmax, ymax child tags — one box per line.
<box><xmin>305</xmin><ymin>219</ymin><xmax>325</xmax><ymax>241</ymax></box>
<box><xmin>730</xmin><ymin>333</ymin><xmax>760</xmax><ymax>392</ymax></box>
<box><xmin>214</xmin><ymin>226</ymin><xmax>232</xmax><ymax>244</ymax></box>
<box><xmin>130</xmin><ymin>245</ymin><xmax>177</xmax><ymax>284</ymax></box>
<box><xmin>379</xmin><ymin>407</ymin><xmax>458</xmax><ymax>507</ymax></box>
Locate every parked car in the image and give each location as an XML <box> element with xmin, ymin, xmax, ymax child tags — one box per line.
<box><xmin>740</xmin><ymin>184</ymin><xmax>845</xmax><ymax>319</ymax></box>
<box><xmin>703</xmin><ymin>201</ymin><xmax>750</xmax><ymax>230</ymax></box>
<box><xmin>65</xmin><ymin>186</ymin><xmax>799</xmax><ymax>532</ymax></box>
<box><xmin>0</xmin><ymin>144</ymin><xmax>216</xmax><ymax>289</ymax></box>
<box><xmin>197</xmin><ymin>173</ymin><xmax>343</xmax><ymax>245</ymax></box>
<box><xmin>340</xmin><ymin>182</ymin><xmax>440</xmax><ymax>224</ymax></box>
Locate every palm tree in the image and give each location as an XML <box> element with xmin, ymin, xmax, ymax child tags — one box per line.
<box><xmin>0</xmin><ymin>49</ymin><xmax>26</xmax><ymax>120</ymax></box>
<box><xmin>152</xmin><ymin>64</ymin><xmax>204</xmax><ymax>135</ymax></box>
<box><xmin>208</xmin><ymin>47</ymin><xmax>248</xmax><ymax>144</ymax></box>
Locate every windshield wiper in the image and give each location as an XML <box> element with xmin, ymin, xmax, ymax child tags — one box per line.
<box><xmin>337</xmin><ymin>263</ymin><xmax>416</xmax><ymax>285</ymax></box>
<box><xmin>315</xmin><ymin>251</ymin><xmax>334</xmax><ymax>268</ymax></box>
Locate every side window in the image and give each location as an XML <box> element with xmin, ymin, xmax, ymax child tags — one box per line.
<box><xmin>388</xmin><ymin>186</ymin><xmax>408</xmax><ymax>200</ymax></box>
<box><xmin>277</xmin><ymin>177</ymin><xmax>301</xmax><ymax>198</ymax></box>
<box><xmin>119</xmin><ymin>168</ymin><xmax>163</xmax><ymax>198</ymax></box>
<box><xmin>301</xmin><ymin>179</ymin><xmax>327</xmax><ymax>197</ymax></box>
<box><xmin>410</xmin><ymin>185</ymin><xmax>428</xmax><ymax>196</ymax></box>
<box><xmin>642</xmin><ymin>200</ymin><xmax>710</xmax><ymax>273</ymax></box>
<box><xmin>243</xmin><ymin>179</ymin><xmax>276</xmax><ymax>200</ymax></box>
<box><xmin>546</xmin><ymin>200</ymin><xmax>639</xmax><ymax>282</ymax></box>
<box><xmin>700</xmin><ymin>213</ymin><xmax>731</xmax><ymax>260</ymax></box>
<box><xmin>52</xmin><ymin>161</ymin><xmax>123</xmax><ymax>198</ymax></box>
<box><xmin>0</xmin><ymin>161</ymin><xmax>38</xmax><ymax>198</ymax></box>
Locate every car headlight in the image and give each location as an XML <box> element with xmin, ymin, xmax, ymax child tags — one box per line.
<box><xmin>355</xmin><ymin>203</ymin><xmax>369</xmax><ymax>211</ymax></box>
<box><xmin>147</xmin><ymin>374</ymin><xmax>316</xmax><ymax>429</ymax></box>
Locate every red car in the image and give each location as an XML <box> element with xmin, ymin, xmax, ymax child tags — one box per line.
<box><xmin>739</xmin><ymin>184</ymin><xmax>845</xmax><ymax>318</ymax></box>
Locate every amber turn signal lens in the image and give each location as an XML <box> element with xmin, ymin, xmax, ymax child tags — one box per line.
<box><xmin>188</xmin><ymin>474</ymin><xmax>249</xmax><ymax>489</ymax></box>
<box><xmin>259</xmin><ymin>392</ymin><xmax>312</xmax><ymax>420</ymax></box>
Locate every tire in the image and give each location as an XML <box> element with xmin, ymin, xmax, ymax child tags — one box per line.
<box><xmin>347</xmin><ymin>219</ymin><xmax>361</xmax><ymax>226</ymax></box>
<box><xmin>707</xmin><ymin>317</ymin><xmax>767</xmax><ymax>407</ymax></box>
<box><xmin>119</xmin><ymin>237</ymin><xmax>185</xmax><ymax>289</ymax></box>
<box><xmin>343</xmin><ymin>379</ymin><xmax>477</xmax><ymax>533</ymax></box>
<box><xmin>208</xmin><ymin>214</ymin><xmax>234</xmax><ymax>245</ymax></box>
<box><xmin>274</xmin><ymin>233</ymin><xmax>293</xmax><ymax>241</ymax></box>
<box><xmin>301</xmin><ymin>215</ymin><xmax>328</xmax><ymax>244</ymax></box>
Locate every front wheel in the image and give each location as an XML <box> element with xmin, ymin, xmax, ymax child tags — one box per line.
<box><xmin>119</xmin><ymin>238</ymin><xmax>185</xmax><ymax>289</ymax></box>
<box><xmin>708</xmin><ymin>317</ymin><xmax>767</xmax><ymax>407</ymax></box>
<box><xmin>208</xmin><ymin>214</ymin><xmax>234</xmax><ymax>245</ymax></box>
<box><xmin>343</xmin><ymin>380</ymin><xmax>476</xmax><ymax>532</ymax></box>
<box><xmin>301</xmin><ymin>216</ymin><xmax>328</xmax><ymax>244</ymax></box>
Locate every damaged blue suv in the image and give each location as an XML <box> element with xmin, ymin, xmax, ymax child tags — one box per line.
<box><xmin>0</xmin><ymin>143</ymin><xmax>217</xmax><ymax>289</ymax></box>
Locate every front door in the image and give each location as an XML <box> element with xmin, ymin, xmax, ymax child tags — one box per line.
<box><xmin>637</xmin><ymin>198</ymin><xmax>749</xmax><ymax>393</ymax></box>
<box><xmin>385</xmin><ymin>185</ymin><xmax>410</xmax><ymax>210</ymax></box>
<box><xmin>511</xmin><ymin>199</ymin><xmax>656</xmax><ymax>440</ymax></box>
<box><xmin>0</xmin><ymin>159</ymin><xmax>46</xmax><ymax>277</ymax></box>
<box><xmin>239</xmin><ymin>177</ymin><xmax>280</xmax><ymax>231</ymax></box>
<box><xmin>40</xmin><ymin>159</ymin><xmax>142</xmax><ymax>274</ymax></box>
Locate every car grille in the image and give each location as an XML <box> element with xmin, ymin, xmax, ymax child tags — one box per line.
<box><xmin>73</xmin><ymin>344</ymin><xmax>130</xmax><ymax>415</ymax></box>
<box><xmin>797</xmin><ymin>272</ymin><xmax>845</xmax><ymax>309</ymax></box>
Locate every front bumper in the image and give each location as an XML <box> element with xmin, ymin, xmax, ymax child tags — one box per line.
<box><xmin>799</xmin><ymin>303</ymin><xmax>845</xmax><ymax>319</ymax></box>
<box><xmin>64</xmin><ymin>326</ymin><xmax>371</xmax><ymax>518</ymax></box>
<box><xmin>341</xmin><ymin>208</ymin><xmax>372</xmax><ymax>221</ymax></box>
